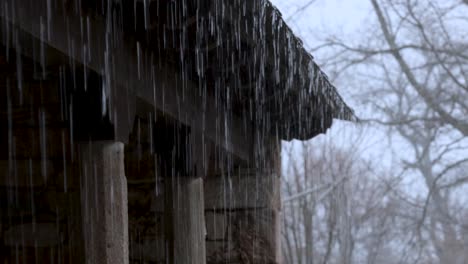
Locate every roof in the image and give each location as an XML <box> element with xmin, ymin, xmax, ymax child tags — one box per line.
<box><xmin>173</xmin><ymin>0</ymin><xmax>355</xmax><ymax>140</ymax></box>
<box><xmin>1</xmin><ymin>0</ymin><xmax>354</xmax><ymax>146</ymax></box>
<box><xmin>140</xmin><ymin>0</ymin><xmax>356</xmax><ymax>140</ymax></box>
<box><xmin>262</xmin><ymin>1</ymin><xmax>355</xmax><ymax>140</ymax></box>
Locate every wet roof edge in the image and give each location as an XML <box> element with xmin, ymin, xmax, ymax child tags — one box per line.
<box><xmin>267</xmin><ymin>1</ymin><xmax>357</xmax><ymax>123</ymax></box>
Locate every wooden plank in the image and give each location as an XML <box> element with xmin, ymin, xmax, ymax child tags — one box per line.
<box><xmin>0</xmin><ymin>127</ymin><xmax>70</xmax><ymax>159</ymax></box>
<box><xmin>204</xmin><ymin>171</ymin><xmax>280</xmax><ymax>210</ymax></box>
<box><xmin>129</xmin><ymin>238</ymin><xmax>166</xmax><ymax>262</ymax></box>
<box><xmin>68</xmin><ymin>191</ymin><xmax>86</xmax><ymax>264</ymax></box>
<box><xmin>0</xmin><ymin>159</ymin><xmax>54</xmax><ymax>187</ymax></box>
<box><xmin>205</xmin><ymin>209</ymin><xmax>280</xmax><ymax>263</ymax></box>
<box><xmin>0</xmin><ymin>104</ymin><xmax>65</xmax><ymax>127</ymax></box>
<box><xmin>204</xmin><ymin>166</ymin><xmax>282</xmax><ymax>263</ymax></box>
<box><xmin>0</xmin><ymin>0</ymin><xmax>253</xmax><ymax>161</ymax></box>
<box><xmin>3</xmin><ymin>223</ymin><xmax>61</xmax><ymax>247</ymax></box>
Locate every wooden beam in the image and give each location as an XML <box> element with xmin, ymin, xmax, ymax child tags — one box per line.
<box><xmin>0</xmin><ymin>0</ymin><xmax>253</xmax><ymax>161</ymax></box>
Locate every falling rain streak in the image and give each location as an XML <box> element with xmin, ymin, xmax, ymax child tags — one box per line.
<box><xmin>0</xmin><ymin>0</ymin><xmax>352</xmax><ymax>263</ymax></box>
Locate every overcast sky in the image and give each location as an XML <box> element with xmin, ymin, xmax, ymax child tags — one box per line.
<box><xmin>270</xmin><ymin>0</ymin><xmax>371</xmax><ymax>42</ymax></box>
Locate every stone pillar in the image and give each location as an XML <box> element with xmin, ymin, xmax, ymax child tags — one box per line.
<box><xmin>79</xmin><ymin>141</ymin><xmax>129</xmax><ymax>264</ymax></box>
<box><xmin>171</xmin><ymin>177</ymin><xmax>206</xmax><ymax>264</ymax></box>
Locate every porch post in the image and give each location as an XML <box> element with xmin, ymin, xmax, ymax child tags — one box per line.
<box><xmin>79</xmin><ymin>141</ymin><xmax>129</xmax><ymax>264</ymax></box>
<box><xmin>204</xmin><ymin>138</ymin><xmax>281</xmax><ymax>263</ymax></box>
<box><xmin>171</xmin><ymin>176</ymin><xmax>206</xmax><ymax>264</ymax></box>
<box><xmin>204</xmin><ymin>169</ymin><xmax>280</xmax><ymax>263</ymax></box>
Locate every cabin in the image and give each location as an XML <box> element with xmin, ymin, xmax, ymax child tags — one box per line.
<box><xmin>0</xmin><ymin>0</ymin><xmax>353</xmax><ymax>263</ymax></box>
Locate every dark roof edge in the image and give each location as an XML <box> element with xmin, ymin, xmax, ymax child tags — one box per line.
<box><xmin>268</xmin><ymin>2</ymin><xmax>357</xmax><ymax>123</ymax></box>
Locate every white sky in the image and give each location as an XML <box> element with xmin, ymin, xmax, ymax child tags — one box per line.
<box><xmin>270</xmin><ymin>0</ymin><xmax>373</xmax><ymax>101</ymax></box>
<box><xmin>270</xmin><ymin>0</ymin><xmax>371</xmax><ymax>42</ymax></box>
<box><xmin>272</xmin><ymin>0</ymin><xmax>418</xmax><ymax>190</ymax></box>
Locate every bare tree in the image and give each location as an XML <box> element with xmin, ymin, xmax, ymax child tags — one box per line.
<box><xmin>281</xmin><ymin>0</ymin><xmax>468</xmax><ymax>263</ymax></box>
<box><xmin>305</xmin><ymin>0</ymin><xmax>468</xmax><ymax>263</ymax></box>
<box><xmin>316</xmin><ymin>0</ymin><xmax>468</xmax><ymax>135</ymax></box>
<box><xmin>281</xmin><ymin>135</ymin><xmax>402</xmax><ymax>264</ymax></box>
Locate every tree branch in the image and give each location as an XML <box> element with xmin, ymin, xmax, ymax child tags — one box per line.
<box><xmin>370</xmin><ymin>0</ymin><xmax>468</xmax><ymax>136</ymax></box>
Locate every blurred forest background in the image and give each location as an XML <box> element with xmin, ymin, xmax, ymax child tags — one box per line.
<box><xmin>274</xmin><ymin>0</ymin><xmax>468</xmax><ymax>263</ymax></box>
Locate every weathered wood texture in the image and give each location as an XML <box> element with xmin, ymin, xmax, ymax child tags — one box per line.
<box><xmin>3</xmin><ymin>223</ymin><xmax>61</xmax><ymax>247</ymax></box>
<box><xmin>127</xmin><ymin>178</ymin><xmax>166</xmax><ymax>263</ymax></box>
<box><xmin>0</xmin><ymin>48</ymin><xmax>85</xmax><ymax>262</ymax></box>
<box><xmin>79</xmin><ymin>141</ymin><xmax>129</xmax><ymax>264</ymax></box>
<box><xmin>205</xmin><ymin>169</ymin><xmax>281</xmax><ymax>264</ymax></box>
<box><xmin>171</xmin><ymin>177</ymin><xmax>206</xmax><ymax>264</ymax></box>
<box><xmin>0</xmin><ymin>0</ymin><xmax>254</xmax><ymax>161</ymax></box>
<box><xmin>205</xmin><ymin>171</ymin><xmax>280</xmax><ymax>210</ymax></box>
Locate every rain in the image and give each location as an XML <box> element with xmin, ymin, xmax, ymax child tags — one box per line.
<box><xmin>2</xmin><ymin>0</ymin><xmax>466</xmax><ymax>263</ymax></box>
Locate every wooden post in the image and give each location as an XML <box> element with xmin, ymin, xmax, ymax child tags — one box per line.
<box><xmin>79</xmin><ymin>141</ymin><xmax>129</xmax><ymax>264</ymax></box>
<box><xmin>204</xmin><ymin>138</ymin><xmax>281</xmax><ymax>263</ymax></box>
<box><xmin>171</xmin><ymin>177</ymin><xmax>206</xmax><ymax>264</ymax></box>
